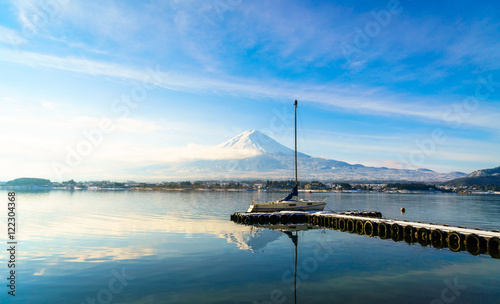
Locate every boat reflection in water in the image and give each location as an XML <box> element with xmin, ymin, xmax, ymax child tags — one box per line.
<box><xmin>235</xmin><ymin>222</ymin><xmax>320</xmax><ymax>304</ymax></box>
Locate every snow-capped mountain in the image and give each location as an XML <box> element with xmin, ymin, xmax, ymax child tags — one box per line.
<box><xmin>130</xmin><ymin>130</ymin><xmax>466</xmax><ymax>182</ymax></box>
<box><xmin>217</xmin><ymin>130</ymin><xmax>295</xmax><ymax>156</ymax></box>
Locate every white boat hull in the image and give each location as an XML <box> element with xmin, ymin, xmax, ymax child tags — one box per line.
<box><xmin>247</xmin><ymin>199</ymin><xmax>326</xmax><ymax>213</ymax></box>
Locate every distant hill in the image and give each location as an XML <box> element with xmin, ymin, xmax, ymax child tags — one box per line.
<box><xmin>5</xmin><ymin>177</ymin><xmax>52</xmax><ymax>186</ymax></box>
<box><xmin>444</xmin><ymin>166</ymin><xmax>500</xmax><ymax>186</ymax></box>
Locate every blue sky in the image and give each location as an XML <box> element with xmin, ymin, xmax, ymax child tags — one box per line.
<box><xmin>0</xmin><ymin>0</ymin><xmax>499</xmax><ymax>181</ymax></box>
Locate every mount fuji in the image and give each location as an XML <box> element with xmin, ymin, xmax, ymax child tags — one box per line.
<box><xmin>130</xmin><ymin>130</ymin><xmax>466</xmax><ymax>182</ymax></box>
<box><xmin>217</xmin><ymin>130</ymin><xmax>295</xmax><ymax>156</ymax></box>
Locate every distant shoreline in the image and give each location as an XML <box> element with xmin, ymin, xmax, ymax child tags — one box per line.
<box><xmin>1</xmin><ymin>186</ymin><xmax>499</xmax><ymax>195</ymax></box>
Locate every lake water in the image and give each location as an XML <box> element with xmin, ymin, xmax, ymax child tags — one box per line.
<box><xmin>1</xmin><ymin>190</ymin><xmax>500</xmax><ymax>304</ymax></box>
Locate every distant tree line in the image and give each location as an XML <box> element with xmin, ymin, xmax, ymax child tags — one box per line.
<box><xmin>5</xmin><ymin>178</ymin><xmax>51</xmax><ymax>186</ymax></box>
<box><xmin>266</xmin><ymin>180</ymin><xmax>296</xmax><ymax>189</ymax></box>
<box><xmin>463</xmin><ymin>184</ymin><xmax>500</xmax><ymax>191</ymax></box>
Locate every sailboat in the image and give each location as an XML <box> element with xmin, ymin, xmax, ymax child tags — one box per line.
<box><xmin>247</xmin><ymin>100</ymin><xmax>327</xmax><ymax>213</ymax></box>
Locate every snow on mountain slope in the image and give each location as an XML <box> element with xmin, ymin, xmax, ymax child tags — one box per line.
<box><xmin>217</xmin><ymin>130</ymin><xmax>295</xmax><ymax>156</ymax></box>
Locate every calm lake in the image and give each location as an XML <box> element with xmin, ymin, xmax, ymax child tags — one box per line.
<box><xmin>1</xmin><ymin>190</ymin><xmax>500</xmax><ymax>304</ymax></box>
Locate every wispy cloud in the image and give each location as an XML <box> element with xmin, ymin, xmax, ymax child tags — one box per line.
<box><xmin>1</xmin><ymin>47</ymin><xmax>498</xmax><ymax>132</ymax></box>
<box><xmin>0</xmin><ymin>25</ymin><xmax>27</xmax><ymax>45</ymax></box>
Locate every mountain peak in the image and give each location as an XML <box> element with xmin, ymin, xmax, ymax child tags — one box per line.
<box><xmin>217</xmin><ymin>130</ymin><xmax>295</xmax><ymax>156</ymax></box>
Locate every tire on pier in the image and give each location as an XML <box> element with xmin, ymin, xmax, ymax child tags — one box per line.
<box><xmin>403</xmin><ymin>225</ymin><xmax>414</xmax><ymax>236</ymax></box>
<box><xmin>355</xmin><ymin>220</ymin><xmax>364</xmax><ymax>235</ymax></box>
<box><xmin>311</xmin><ymin>215</ymin><xmax>317</xmax><ymax>225</ymax></box>
<box><xmin>279</xmin><ymin>214</ymin><xmax>290</xmax><ymax>224</ymax></box>
<box><xmin>465</xmin><ymin>233</ymin><xmax>485</xmax><ymax>256</ymax></box>
<box><xmin>378</xmin><ymin>222</ymin><xmax>390</xmax><ymax>239</ymax></box>
<box><xmin>311</xmin><ymin>214</ymin><xmax>317</xmax><ymax>225</ymax></box>
<box><xmin>298</xmin><ymin>213</ymin><xmax>307</xmax><ymax>223</ymax></box>
<box><xmin>323</xmin><ymin>216</ymin><xmax>330</xmax><ymax>228</ymax></box>
<box><xmin>430</xmin><ymin>229</ymin><xmax>445</xmax><ymax>248</ymax></box>
<box><xmin>269</xmin><ymin>214</ymin><xmax>279</xmax><ymax>225</ymax></box>
<box><xmin>258</xmin><ymin>214</ymin><xmax>268</xmax><ymax>225</ymax></box>
<box><xmin>417</xmin><ymin>228</ymin><xmax>430</xmax><ymax>246</ymax></box>
<box><xmin>331</xmin><ymin>217</ymin><xmax>338</xmax><ymax>230</ymax></box>
<box><xmin>391</xmin><ymin>224</ymin><xmax>402</xmax><ymax>241</ymax></box>
<box><xmin>364</xmin><ymin>221</ymin><xmax>377</xmax><ymax>237</ymax></box>
<box><xmin>318</xmin><ymin>215</ymin><xmax>324</xmax><ymax>227</ymax></box>
<box><xmin>347</xmin><ymin>219</ymin><xmax>356</xmax><ymax>233</ymax></box>
<box><xmin>487</xmin><ymin>237</ymin><xmax>500</xmax><ymax>259</ymax></box>
<box><xmin>290</xmin><ymin>213</ymin><xmax>298</xmax><ymax>224</ymax></box>
<box><xmin>329</xmin><ymin>217</ymin><xmax>335</xmax><ymax>228</ymax></box>
<box><xmin>242</xmin><ymin>215</ymin><xmax>250</xmax><ymax>224</ymax></box>
<box><xmin>447</xmin><ymin>232</ymin><xmax>464</xmax><ymax>252</ymax></box>
<box><xmin>314</xmin><ymin>215</ymin><xmax>321</xmax><ymax>226</ymax></box>
<box><xmin>338</xmin><ymin>218</ymin><xmax>347</xmax><ymax>232</ymax></box>
<box><xmin>306</xmin><ymin>213</ymin><xmax>312</xmax><ymax>224</ymax></box>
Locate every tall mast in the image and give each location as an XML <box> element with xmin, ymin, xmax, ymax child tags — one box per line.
<box><xmin>294</xmin><ymin>100</ymin><xmax>298</xmax><ymax>190</ymax></box>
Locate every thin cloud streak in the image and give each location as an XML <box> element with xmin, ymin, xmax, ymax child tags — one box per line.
<box><xmin>1</xmin><ymin>47</ymin><xmax>498</xmax><ymax>131</ymax></box>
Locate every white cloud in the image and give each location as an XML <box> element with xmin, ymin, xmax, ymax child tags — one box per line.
<box><xmin>94</xmin><ymin>142</ymin><xmax>261</xmax><ymax>164</ymax></box>
<box><xmin>357</xmin><ymin>160</ymin><xmax>408</xmax><ymax>169</ymax></box>
<box><xmin>0</xmin><ymin>25</ymin><xmax>27</xmax><ymax>45</ymax></box>
<box><xmin>1</xmin><ymin>47</ymin><xmax>499</xmax><ymax>132</ymax></box>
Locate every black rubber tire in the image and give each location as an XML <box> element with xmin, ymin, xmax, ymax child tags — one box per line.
<box><xmin>391</xmin><ymin>224</ymin><xmax>401</xmax><ymax>237</ymax></box>
<box><xmin>325</xmin><ymin>217</ymin><xmax>332</xmax><ymax>228</ymax></box>
<box><xmin>347</xmin><ymin>219</ymin><xmax>355</xmax><ymax>233</ymax></box>
<box><xmin>378</xmin><ymin>222</ymin><xmax>390</xmax><ymax>239</ymax></box>
<box><xmin>355</xmin><ymin>220</ymin><xmax>364</xmax><ymax>235</ymax></box>
<box><xmin>403</xmin><ymin>225</ymin><xmax>413</xmax><ymax>236</ymax></box>
<box><xmin>391</xmin><ymin>224</ymin><xmax>402</xmax><ymax>242</ymax></box>
<box><xmin>447</xmin><ymin>232</ymin><xmax>463</xmax><ymax>252</ymax></box>
<box><xmin>339</xmin><ymin>218</ymin><xmax>346</xmax><ymax>231</ymax></box>
<box><xmin>488</xmin><ymin>237</ymin><xmax>500</xmax><ymax>259</ymax></box>
<box><xmin>465</xmin><ymin>234</ymin><xmax>482</xmax><ymax>256</ymax></box>
<box><xmin>332</xmin><ymin>217</ymin><xmax>338</xmax><ymax>230</ymax></box>
<box><xmin>280</xmin><ymin>214</ymin><xmax>289</xmax><ymax>225</ymax></box>
<box><xmin>364</xmin><ymin>221</ymin><xmax>374</xmax><ymax>237</ymax></box>
<box><xmin>417</xmin><ymin>228</ymin><xmax>430</xmax><ymax>246</ymax></box>
<box><xmin>430</xmin><ymin>229</ymin><xmax>444</xmax><ymax>248</ymax></box>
